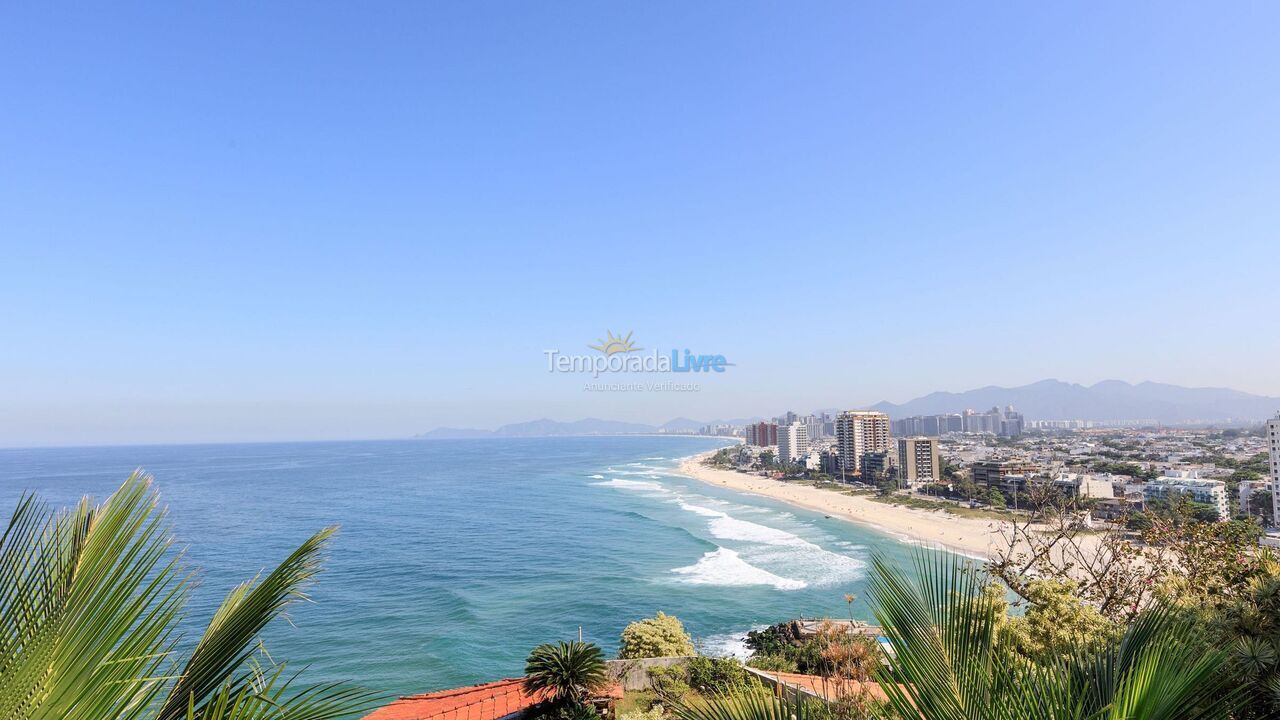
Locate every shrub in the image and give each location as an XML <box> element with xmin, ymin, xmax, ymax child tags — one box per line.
<box><xmin>619</xmin><ymin>706</ymin><xmax>665</xmax><ymax>720</ymax></box>
<box><xmin>686</xmin><ymin>657</ymin><xmax>750</xmax><ymax>694</ymax></box>
<box><xmin>647</xmin><ymin>665</ymin><xmax>690</xmax><ymax>700</ymax></box>
<box><xmin>620</xmin><ymin>613</ymin><xmax>696</xmax><ymax>659</ymax></box>
<box><xmin>746</xmin><ymin>654</ymin><xmax>798</xmax><ymax>673</ymax></box>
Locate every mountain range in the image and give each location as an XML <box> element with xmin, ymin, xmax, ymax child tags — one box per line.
<box><xmin>417</xmin><ymin>380</ymin><xmax>1280</xmax><ymax>438</ymax></box>
<box><xmin>867</xmin><ymin>379</ymin><xmax>1280</xmax><ymax>424</ymax></box>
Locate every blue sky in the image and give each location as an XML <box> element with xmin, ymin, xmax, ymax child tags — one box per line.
<box><xmin>2</xmin><ymin>2</ymin><xmax>1278</xmax><ymax>446</ymax></box>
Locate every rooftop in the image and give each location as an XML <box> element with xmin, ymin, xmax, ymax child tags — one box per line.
<box><xmin>362</xmin><ymin>678</ymin><xmax>548</xmax><ymax>720</ymax></box>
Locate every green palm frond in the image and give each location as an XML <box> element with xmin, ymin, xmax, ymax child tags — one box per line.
<box><xmin>0</xmin><ymin>473</ymin><xmax>187</xmax><ymax>720</ymax></box>
<box><xmin>868</xmin><ymin>551</ymin><xmax>1237</xmax><ymax>720</ymax></box>
<box><xmin>523</xmin><ymin>641</ymin><xmax>608</xmax><ymax>703</ymax></box>
<box><xmin>668</xmin><ymin>685</ymin><xmax>829</xmax><ymax>720</ymax></box>
<box><xmin>157</xmin><ymin>527</ymin><xmax>338</xmax><ymax>720</ymax></box>
<box><xmin>0</xmin><ymin>472</ymin><xmax>377</xmax><ymax>720</ymax></box>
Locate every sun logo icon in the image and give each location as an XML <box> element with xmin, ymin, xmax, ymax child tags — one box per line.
<box><xmin>589</xmin><ymin>330</ymin><xmax>642</xmax><ymax>356</ymax></box>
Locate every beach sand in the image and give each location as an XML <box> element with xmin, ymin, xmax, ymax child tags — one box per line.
<box><xmin>677</xmin><ymin>452</ymin><xmax>1011</xmax><ymax>559</ymax></box>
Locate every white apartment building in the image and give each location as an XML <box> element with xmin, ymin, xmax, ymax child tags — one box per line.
<box><xmin>1269</xmin><ymin>413</ymin><xmax>1280</xmax><ymax>523</ymax></box>
<box><xmin>777</xmin><ymin>422</ymin><xmax>809</xmax><ymax>464</ymax></box>
<box><xmin>836</xmin><ymin>411</ymin><xmax>890</xmax><ymax>476</ymax></box>
<box><xmin>1143</xmin><ymin>470</ymin><xmax>1229</xmax><ymax>521</ymax></box>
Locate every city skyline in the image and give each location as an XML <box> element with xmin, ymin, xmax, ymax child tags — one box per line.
<box><xmin>4</xmin><ymin>3</ymin><xmax>1279</xmax><ymax>446</ymax></box>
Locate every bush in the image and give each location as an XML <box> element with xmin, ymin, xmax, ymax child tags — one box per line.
<box><xmin>619</xmin><ymin>707</ymin><xmax>664</xmax><ymax>720</ymax></box>
<box><xmin>646</xmin><ymin>666</ymin><xmax>690</xmax><ymax>700</ymax></box>
<box><xmin>746</xmin><ymin>654</ymin><xmax>798</xmax><ymax>673</ymax></box>
<box><xmin>686</xmin><ymin>657</ymin><xmax>750</xmax><ymax>694</ymax></box>
<box><xmin>619</xmin><ymin>612</ymin><xmax>695</xmax><ymax>659</ymax></box>
<box><xmin>1126</xmin><ymin>511</ymin><xmax>1154</xmax><ymax>531</ymax></box>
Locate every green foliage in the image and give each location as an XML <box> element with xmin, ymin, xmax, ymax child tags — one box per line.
<box><xmin>619</xmin><ymin>706</ymin><xmax>665</xmax><ymax>720</ymax></box>
<box><xmin>1000</xmin><ymin>579</ymin><xmax>1123</xmax><ymax>661</ymax></box>
<box><xmin>685</xmin><ymin>657</ymin><xmax>751</xmax><ymax>695</ymax></box>
<box><xmin>745</xmin><ymin>654</ymin><xmax>797</xmax><ymax>673</ymax></box>
<box><xmin>868</xmin><ymin>551</ymin><xmax>1238</xmax><ymax>719</ymax></box>
<box><xmin>875</xmin><ymin>475</ymin><xmax>897</xmax><ymax>497</ymax></box>
<box><xmin>523</xmin><ymin>641</ymin><xmax>608</xmax><ymax>704</ymax></box>
<box><xmin>1126</xmin><ymin>510</ymin><xmax>1154</xmax><ymax>530</ymax></box>
<box><xmin>668</xmin><ymin>687</ymin><xmax>837</xmax><ymax>720</ymax></box>
<box><xmin>1091</xmin><ymin>460</ymin><xmax>1159</xmax><ymax>480</ymax></box>
<box><xmin>540</xmin><ymin>701</ymin><xmax>601</xmax><ymax>720</ymax></box>
<box><xmin>0</xmin><ymin>473</ymin><xmax>375</xmax><ymax>720</ymax></box>
<box><xmin>619</xmin><ymin>612</ymin><xmax>695</xmax><ymax>659</ymax></box>
<box><xmin>646</xmin><ymin>666</ymin><xmax>690</xmax><ymax>700</ymax></box>
<box><xmin>986</xmin><ymin>487</ymin><xmax>1007</xmax><ymax>509</ymax></box>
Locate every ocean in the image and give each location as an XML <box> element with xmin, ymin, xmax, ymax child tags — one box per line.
<box><xmin>0</xmin><ymin>436</ymin><xmax>933</xmax><ymax>696</ymax></box>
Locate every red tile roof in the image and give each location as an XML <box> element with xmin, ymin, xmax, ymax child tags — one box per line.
<box><xmin>363</xmin><ymin>678</ymin><xmax>549</xmax><ymax>720</ymax></box>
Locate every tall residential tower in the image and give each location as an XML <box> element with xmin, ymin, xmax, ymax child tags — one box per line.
<box><xmin>836</xmin><ymin>411</ymin><xmax>890</xmax><ymax>476</ymax></box>
<box><xmin>1269</xmin><ymin>413</ymin><xmax>1280</xmax><ymax>524</ymax></box>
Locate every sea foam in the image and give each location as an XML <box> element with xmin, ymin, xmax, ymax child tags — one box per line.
<box><xmin>593</xmin><ymin>478</ymin><xmax>668</xmax><ymax>494</ymax></box>
<box><xmin>671</xmin><ymin>548</ymin><xmax>806</xmax><ymax>590</ymax></box>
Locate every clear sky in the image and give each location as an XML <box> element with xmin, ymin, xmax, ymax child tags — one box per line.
<box><xmin>2</xmin><ymin>2</ymin><xmax>1278</xmax><ymax>446</ymax></box>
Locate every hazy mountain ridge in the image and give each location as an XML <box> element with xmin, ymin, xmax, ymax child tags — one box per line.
<box><xmin>867</xmin><ymin>379</ymin><xmax>1280</xmax><ymax>423</ymax></box>
<box><xmin>417</xmin><ymin>380</ymin><xmax>1279</xmax><ymax>438</ymax></box>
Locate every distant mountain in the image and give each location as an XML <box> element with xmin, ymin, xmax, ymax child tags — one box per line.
<box><xmin>867</xmin><ymin>379</ymin><xmax>1280</xmax><ymax>424</ymax></box>
<box><xmin>658</xmin><ymin>417</ymin><xmax>705</xmax><ymax>433</ymax></box>
<box><xmin>417</xmin><ymin>417</ymin><xmax>660</xmax><ymax>439</ymax></box>
<box><xmin>417</xmin><ymin>414</ymin><xmax>761</xmax><ymax>439</ymax></box>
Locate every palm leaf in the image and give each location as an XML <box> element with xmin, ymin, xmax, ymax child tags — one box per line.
<box><xmin>156</xmin><ymin>527</ymin><xmax>341</xmax><ymax>720</ymax></box>
<box><xmin>0</xmin><ymin>473</ymin><xmax>376</xmax><ymax>720</ymax></box>
<box><xmin>867</xmin><ymin>550</ymin><xmax>1237</xmax><ymax>720</ymax></box>
<box><xmin>0</xmin><ymin>472</ymin><xmax>187</xmax><ymax>720</ymax></box>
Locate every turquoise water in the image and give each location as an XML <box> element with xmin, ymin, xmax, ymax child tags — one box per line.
<box><xmin>0</xmin><ymin>437</ymin><xmax>931</xmax><ymax>696</ymax></box>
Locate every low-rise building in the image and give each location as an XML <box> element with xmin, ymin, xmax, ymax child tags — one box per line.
<box><xmin>971</xmin><ymin>457</ymin><xmax>1040</xmax><ymax>492</ymax></box>
<box><xmin>1143</xmin><ymin>472</ymin><xmax>1229</xmax><ymax>521</ymax></box>
<box><xmin>861</xmin><ymin>451</ymin><xmax>897</xmax><ymax>485</ymax></box>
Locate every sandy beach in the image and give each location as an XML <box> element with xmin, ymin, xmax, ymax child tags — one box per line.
<box><xmin>677</xmin><ymin>452</ymin><xmax>1012</xmax><ymax>559</ymax></box>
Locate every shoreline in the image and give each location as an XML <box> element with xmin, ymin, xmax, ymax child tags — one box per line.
<box><xmin>675</xmin><ymin>451</ymin><xmax>1011</xmax><ymax>559</ymax></box>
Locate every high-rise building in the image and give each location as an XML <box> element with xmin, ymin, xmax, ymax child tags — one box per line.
<box><xmin>836</xmin><ymin>411</ymin><xmax>891</xmax><ymax>476</ymax></box>
<box><xmin>897</xmin><ymin>437</ymin><xmax>940</xmax><ymax>485</ymax></box>
<box><xmin>1269</xmin><ymin>413</ymin><xmax>1280</xmax><ymax>522</ymax></box>
<box><xmin>778</xmin><ymin>423</ymin><xmax>809</xmax><ymax>463</ymax></box>
<box><xmin>745</xmin><ymin>421</ymin><xmax>778</xmax><ymax>447</ymax></box>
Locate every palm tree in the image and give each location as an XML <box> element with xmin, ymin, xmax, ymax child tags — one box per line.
<box><xmin>867</xmin><ymin>552</ymin><xmax>1238</xmax><ymax>719</ymax></box>
<box><xmin>0</xmin><ymin>472</ymin><xmax>375</xmax><ymax>720</ymax></box>
<box><xmin>522</xmin><ymin>641</ymin><xmax>607</xmax><ymax>705</ymax></box>
<box><xmin>673</xmin><ymin>553</ymin><xmax>1240</xmax><ymax>720</ymax></box>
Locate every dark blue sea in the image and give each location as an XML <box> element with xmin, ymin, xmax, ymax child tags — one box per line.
<box><xmin>0</xmin><ymin>437</ymin><xmax>930</xmax><ymax>696</ymax></box>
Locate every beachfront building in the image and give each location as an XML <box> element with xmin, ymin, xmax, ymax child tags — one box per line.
<box><xmin>896</xmin><ymin>437</ymin><xmax>940</xmax><ymax>485</ymax></box>
<box><xmin>860</xmin><ymin>451</ymin><xmax>896</xmax><ymax>485</ymax></box>
<box><xmin>1143</xmin><ymin>471</ymin><xmax>1229</xmax><ymax>521</ymax></box>
<box><xmin>836</xmin><ymin>411</ymin><xmax>890</xmax><ymax>476</ymax></box>
<box><xmin>745</xmin><ymin>421</ymin><xmax>778</xmax><ymax>447</ymax></box>
<box><xmin>1270</xmin><ymin>413</ymin><xmax>1280</xmax><ymax>522</ymax></box>
<box><xmin>777</xmin><ymin>422</ymin><xmax>809</xmax><ymax>464</ymax></box>
<box><xmin>971</xmin><ymin>457</ymin><xmax>1040</xmax><ymax>493</ymax></box>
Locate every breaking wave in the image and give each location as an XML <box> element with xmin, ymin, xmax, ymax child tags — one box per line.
<box><xmin>671</xmin><ymin>548</ymin><xmax>806</xmax><ymax>590</ymax></box>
